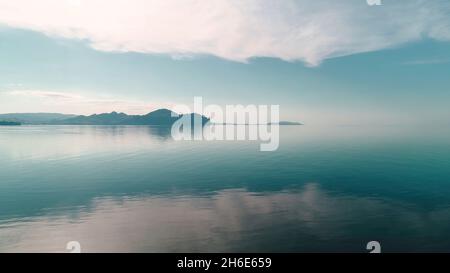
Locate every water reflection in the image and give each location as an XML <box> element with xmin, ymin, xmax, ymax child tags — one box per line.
<box><xmin>0</xmin><ymin>126</ymin><xmax>171</xmax><ymax>158</ymax></box>
<box><xmin>2</xmin><ymin>184</ymin><xmax>450</xmax><ymax>252</ymax></box>
<box><xmin>1</xmin><ymin>125</ymin><xmax>450</xmax><ymax>252</ymax></box>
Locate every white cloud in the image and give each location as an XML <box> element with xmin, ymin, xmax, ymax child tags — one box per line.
<box><xmin>8</xmin><ymin>90</ymin><xmax>84</xmax><ymax>100</ymax></box>
<box><xmin>3</xmin><ymin>90</ymin><xmax>172</xmax><ymax>114</ymax></box>
<box><xmin>0</xmin><ymin>0</ymin><xmax>449</xmax><ymax>65</ymax></box>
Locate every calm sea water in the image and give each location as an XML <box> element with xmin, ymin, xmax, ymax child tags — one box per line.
<box><xmin>0</xmin><ymin>125</ymin><xmax>449</xmax><ymax>253</ymax></box>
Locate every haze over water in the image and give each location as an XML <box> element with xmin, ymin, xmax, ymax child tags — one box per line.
<box><xmin>0</xmin><ymin>125</ymin><xmax>450</xmax><ymax>252</ymax></box>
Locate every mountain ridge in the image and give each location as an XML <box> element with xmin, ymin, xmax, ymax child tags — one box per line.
<box><xmin>50</xmin><ymin>108</ymin><xmax>210</xmax><ymax>125</ymax></box>
<box><xmin>0</xmin><ymin>113</ymin><xmax>76</xmax><ymax>124</ymax></box>
<box><xmin>0</xmin><ymin>109</ymin><xmax>302</xmax><ymax>125</ymax></box>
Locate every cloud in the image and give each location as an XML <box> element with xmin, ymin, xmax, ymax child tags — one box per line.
<box><xmin>5</xmin><ymin>90</ymin><xmax>171</xmax><ymax>114</ymax></box>
<box><xmin>0</xmin><ymin>0</ymin><xmax>449</xmax><ymax>65</ymax></box>
<box><xmin>8</xmin><ymin>90</ymin><xmax>83</xmax><ymax>100</ymax></box>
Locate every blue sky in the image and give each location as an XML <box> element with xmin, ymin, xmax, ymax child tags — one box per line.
<box><xmin>0</xmin><ymin>0</ymin><xmax>450</xmax><ymax>125</ymax></box>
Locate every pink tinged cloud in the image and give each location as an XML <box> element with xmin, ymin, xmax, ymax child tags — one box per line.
<box><xmin>0</xmin><ymin>0</ymin><xmax>449</xmax><ymax>66</ymax></box>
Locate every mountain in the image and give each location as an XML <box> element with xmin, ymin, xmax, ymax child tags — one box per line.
<box><xmin>0</xmin><ymin>121</ymin><xmax>21</xmax><ymax>126</ymax></box>
<box><xmin>0</xmin><ymin>111</ymin><xmax>298</xmax><ymax>126</ymax></box>
<box><xmin>0</xmin><ymin>113</ymin><xmax>76</xmax><ymax>124</ymax></box>
<box><xmin>51</xmin><ymin>109</ymin><xmax>210</xmax><ymax>125</ymax></box>
<box><xmin>122</xmin><ymin>109</ymin><xmax>180</xmax><ymax>125</ymax></box>
<box><xmin>53</xmin><ymin>111</ymin><xmax>130</xmax><ymax>125</ymax></box>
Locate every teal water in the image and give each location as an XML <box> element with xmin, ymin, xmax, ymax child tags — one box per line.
<box><xmin>0</xmin><ymin>125</ymin><xmax>450</xmax><ymax>252</ymax></box>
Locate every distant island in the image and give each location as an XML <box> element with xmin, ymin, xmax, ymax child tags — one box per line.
<box><xmin>0</xmin><ymin>110</ymin><xmax>302</xmax><ymax>126</ymax></box>
<box><xmin>0</xmin><ymin>113</ymin><xmax>76</xmax><ymax>124</ymax></box>
<box><xmin>0</xmin><ymin>121</ymin><xmax>21</xmax><ymax>126</ymax></box>
<box><xmin>213</xmin><ymin>121</ymin><xmax>303</xmax><ymax>125</ymax></box>
<box><xmin>0</xmin><ymin>109</ymin><xmax>209</xmax><ymax>126</ymax></box>
<box><xmin>269</xmin><ymin>121</ymin><xmax>303</xmax><ymax>125</ymax></box>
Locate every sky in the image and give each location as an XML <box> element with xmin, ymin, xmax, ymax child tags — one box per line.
<box><xmin>0</xmin><ymin>0</ymin><xmax>450</xmax><ymax>125</ymax></box>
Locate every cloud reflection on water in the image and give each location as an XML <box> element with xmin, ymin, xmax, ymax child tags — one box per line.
<box><xmin>1</xmin><ymin>183</ymin><xmax>450</xmax><ymax>253</ymax></box>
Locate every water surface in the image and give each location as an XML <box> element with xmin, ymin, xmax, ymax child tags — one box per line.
<box><xmin>0</xmin><ymin>125</ymin><xmax>449</xmax><ymax>252</ymax></box>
